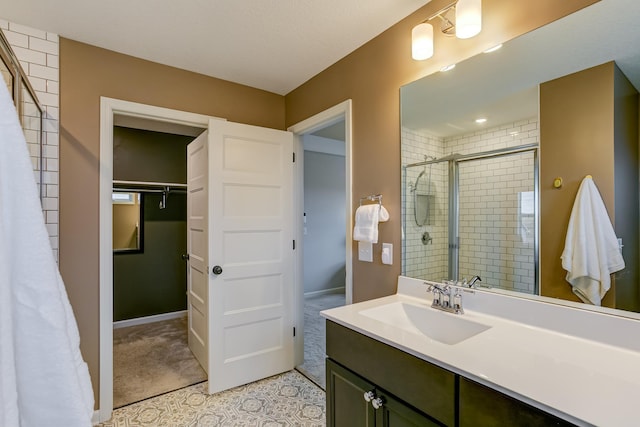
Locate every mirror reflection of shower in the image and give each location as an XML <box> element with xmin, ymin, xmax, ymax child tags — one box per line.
<box><xmin>409</xmin><ymin>155</ymin><xmax>436</xmax><ymax>228</ymax></box>
<box><xmin>402</xmin><ymin>144</ymin><xmax>538</xmax><ymax>295</ymax></box>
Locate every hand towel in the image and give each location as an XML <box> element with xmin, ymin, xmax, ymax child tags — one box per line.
<box><xmin>561</xmin><ymin>176</ymin><xmax>625</xmax><ymax>305</ymax></box>
<box><xmin>353</xmin><ymin>204</ymin><xmax>389</xmax><ymax>244</ymax></box>
<box><xmin>0</xmin><ymin>80</ymin><xmax>93</xmax><ymax>426</ymax></box>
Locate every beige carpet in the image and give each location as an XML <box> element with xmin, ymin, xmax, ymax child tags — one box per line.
<box><xmin>113</xmin><ymin>316</ymin><xmax>207</xmax><ymax>408</ymax></box>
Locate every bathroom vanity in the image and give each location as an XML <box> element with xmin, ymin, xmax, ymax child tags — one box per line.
<box><xmin>322</xmin><ymin>276</ymin><xmax>640</xmax><ymax>426</ymax></box>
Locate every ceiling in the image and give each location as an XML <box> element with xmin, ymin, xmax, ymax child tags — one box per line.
<box><xmin>402</xmin><ymin>0</ymin><xmax>640</xmax><ymax>137</ymax></box>
<box><xmin>0</xmin><ymin>0</ymin><xmax>430</xmax><ymax>95</ymax></box>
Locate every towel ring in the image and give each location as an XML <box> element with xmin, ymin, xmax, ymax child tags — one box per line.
<box><xmin>359</xmin><ymin>194</ymin><xmax>382</xmax><ymax>207</ymax></box>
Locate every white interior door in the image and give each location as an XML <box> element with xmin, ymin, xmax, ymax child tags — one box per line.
<box><xmin>208</xmin><ymin>119</ymin><xmax>294</xmax><ymax>394</ymax></box>
<box><xmin>187</xmin><ymin>130</ymin><xmax>209</xmax><ymax>373</ymax></box>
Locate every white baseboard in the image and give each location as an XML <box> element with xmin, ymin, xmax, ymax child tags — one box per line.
<box><xmin>113</xmin><ymin>310</ymin><xmax>187</xmax><ymax>329</ymax></box>
<box><xmin>304</xmin><ymin>286</ymin><xmax>345</xmax><ymax>298</ymax></box>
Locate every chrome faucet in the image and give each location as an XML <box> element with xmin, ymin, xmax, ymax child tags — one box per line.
<box><xmin>426</xmin><ymin>283</ymin><xmax>464</xmax><ymax>314</ymax></box>
<box><xmin>467</xmin><ymin>276</ymin><xmax>482</xmax><ymax>288</ymax></box>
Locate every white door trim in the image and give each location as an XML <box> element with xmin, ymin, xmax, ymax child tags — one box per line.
<box><xmin>287</xmin><ymin>100</ymin><xmax>353</xmax><ymax>366</ymax></box>
<box><xmin>98</xmin><ymin>97</ymin><xmax>217</xmax><ymax>422</ymax></box>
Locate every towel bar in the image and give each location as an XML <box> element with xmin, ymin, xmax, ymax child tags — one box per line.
<box><xmin>359</xmin><ymin>194</ymin><xmax>382</xmax><ymax>206</ymax></box>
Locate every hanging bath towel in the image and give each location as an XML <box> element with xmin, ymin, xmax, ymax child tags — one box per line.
<box><xmin>561</xmin><ymin>176</ymin><xmax>625</xmax><ymax>305</ymax></box>
<box><xmin>0</xmin><ymin>77</ymin><xmax>94</xmax><ymax>425</ymax></box>
<box><xmin>353</xmin><ymin>204</ymin><xmax>389</xmax><ymax>244</ymax></box>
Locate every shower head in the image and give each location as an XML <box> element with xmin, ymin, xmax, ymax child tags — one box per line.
<box><xmin>411</xmin><ymin>170</ymin><xmax>426</xmax><ymax>192</ymax></box>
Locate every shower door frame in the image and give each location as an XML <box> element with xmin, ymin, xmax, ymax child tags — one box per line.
<box><xmin>405</xmin><ymin>143</ymin><xmax>539</xmax><ymax>292</ymax></box>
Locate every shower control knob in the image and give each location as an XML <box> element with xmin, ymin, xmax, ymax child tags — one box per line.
<box><xmin>363</xmin><ymin>390</ymin><xmax>375</xmax><ymax>402</ymax></box>
<box><xmin>212</xmin><ymin>265</ymin><xmax>223</xmax><ymax>275</ymax></box>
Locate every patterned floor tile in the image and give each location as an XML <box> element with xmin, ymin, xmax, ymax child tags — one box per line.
<box><xmin>99</xmin><ymin>370</ymin><xmax>325</xmax><ymax>427</ymax></box>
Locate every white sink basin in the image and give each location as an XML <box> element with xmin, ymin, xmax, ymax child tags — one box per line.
<box><xmin>359</xmin><ymin>301</ymin><xmax>491</xmax><ymax>345</ymax></box>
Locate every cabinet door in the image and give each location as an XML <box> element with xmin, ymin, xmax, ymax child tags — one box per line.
<box><xmin>459</xmin><ymin>377</ymin><xmax>576</xmax><ymax>427</ymax></box>
<box><xmin>327</xmin><ymin>358</ymin><xmax>376</xmax><ymax>427</ymax></box>
<box><xmin>376</xmin><ymin>392</ymin><xmax>443</xmax><ymax>427</ymax></box>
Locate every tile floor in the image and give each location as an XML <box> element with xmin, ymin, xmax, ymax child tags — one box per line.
<box><xmin>99</xmin><ymin>370</ymin><xmax>325</xmax><ymax>426</ymax></box>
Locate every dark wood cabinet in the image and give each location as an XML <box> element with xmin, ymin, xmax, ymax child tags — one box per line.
<box><xmin>327</xmin><ymin>358</ymin><xmax>441</xmax><ymax>427</ymax></box>
<box><xmin>458</xmin><ymin>377</ymin><xmax>574</xmax><ymax>427</ymax></box>
<box><xmin>326</xmin><ymin>320</ymin><xmax>578</xmax><ymax>427</ymax></box>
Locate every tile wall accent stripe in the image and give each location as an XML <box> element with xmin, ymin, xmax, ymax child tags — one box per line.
<box><xmin>1</xmin><ymin>18</ymin><xmax>59</xmax><ymax>261</ymax></box>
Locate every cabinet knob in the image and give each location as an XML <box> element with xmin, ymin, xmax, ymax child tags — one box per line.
<box><xmin>371</xmin><ymin>397</ymin><xmax>385</xmax><ymax>409</ymax></box>
<box><xmin>363</xmin><ymin>390</ymin><xmax>375</xmax><ymax>402</ymax></box>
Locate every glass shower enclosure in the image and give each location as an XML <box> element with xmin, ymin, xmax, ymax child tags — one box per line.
<box><xmin>403</xmin><ymin>144</ymin><xmax>539</xmax><ymax>294</ymax></box>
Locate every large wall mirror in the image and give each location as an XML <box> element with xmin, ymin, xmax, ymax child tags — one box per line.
<box><xmin>401</xmin><ymin>0</ymin><xmax>640</xmax><ymax>316</ymax></box>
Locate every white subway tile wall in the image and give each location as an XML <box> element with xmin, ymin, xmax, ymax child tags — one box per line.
<box><xmin>402</xmin><ymin>118</ymin><xmax>538</xmax><ymax>293</ymax></box>
<box><xmin>1</xmin><ymin>19</ymin><xmax>59</xmax><ymax>260</ymax></box>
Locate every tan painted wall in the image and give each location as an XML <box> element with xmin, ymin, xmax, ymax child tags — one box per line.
<box><xmin>59</xmin><ymin>38</ymin><xmax>285</xmax><ymax>404</ymax></box>
<box><xmin>60</xmin><ymin>0</ymin><xmax>598</xmax><ymax>407</ymax></box>
<box><xmin>285</xmin><ymin>0</ymin><xmax>597</xmax><ymax>303</ymax></box>
<box><xmin>539</xmin><ymin>63</ymin><xmax>616</xmax><ymax>306</ymax></box>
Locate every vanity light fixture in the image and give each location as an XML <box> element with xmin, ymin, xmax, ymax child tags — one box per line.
<box><xmin>411</xmin><ymin>0</ymin><xmax>482</xmax><ymax>60</ymax></box>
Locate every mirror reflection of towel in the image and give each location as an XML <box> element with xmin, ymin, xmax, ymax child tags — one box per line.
<box><xmin>561</xmin><ymin>176</ymin><xmax>625</xmax><ymax>305</ymax></box>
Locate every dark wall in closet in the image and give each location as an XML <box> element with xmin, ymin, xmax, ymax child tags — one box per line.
<box><xmin>113</xmin><ymin>126</ymin><xmax>195</xmax><ymax>321</ymax></box>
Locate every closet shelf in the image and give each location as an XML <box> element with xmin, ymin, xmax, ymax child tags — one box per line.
<box><xmin>113</xmin><ymin>180</ymin><xmax>187</xmax><ymax>189</ymax></box>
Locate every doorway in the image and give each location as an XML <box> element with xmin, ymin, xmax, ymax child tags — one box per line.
<box><xmin>288</xmin><ymin>100</ymin><xmax>353</xmax><ymax>389</ymax></box>
<box><xmin>110</xmin><ymin>123</ymin><xmax>206</xmax><ymax>407</ymax></box>
<box><xmin>99</xmin><ymin>98</ymin><xmax>211</xmax><ymax>422</ymax></box>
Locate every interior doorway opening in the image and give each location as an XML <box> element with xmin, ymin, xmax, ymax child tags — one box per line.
<box><xmin>289</xmin><ymin>100</ymin><xmax>353</xmax><ymax>389</ymax></box>
<box><xmin>99</xmin><ymin>98</ymin><xmax>211</xmax><ymax>422</ymax></box>
<box><xmin>110</xmin><ymin>119</ymin><xmax>206</xmax><ymax>407</ymax></box>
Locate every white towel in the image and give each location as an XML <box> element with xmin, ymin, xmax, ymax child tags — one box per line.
<box><xmin>353</xmin><ymin>204</ymin><xmax>389</xmax><ymax>244</ymax></box>
<box><xmin>561</xmin><ymin>176</ymin><xmax>625</xmax><ymax>306</ymax></box>
<box><xmin>0</xmin><ymin>81</ymin><xmax>93</xmax><ymax>426</ymax></box>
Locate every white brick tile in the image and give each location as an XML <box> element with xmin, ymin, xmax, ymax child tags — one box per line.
<box><xmin>46</xmin><ymin>105</ymin><xmax>59</xmax><ymax>120</ymax></box>
<box><xmin>43</xmin><ymin>171</ymin><xmax>58</xmax><ymax>185</ymax></box>
<box><xmin>47</xmin><ymin>53</ymin><xmax>59</xmax><ymax>69</ymax></box>
<box><xmin>29</xmin><ymin>37</ymin><xmax>58</xmax><ymax>55</ymax></box>
<box><xmin>45</xmin><ymin>131</ymin><xmax>59</xmax><ymax>146</ymax></box>
<box><xmin>9</xmin><ymin>22</ymin><xmax>47</xmax><ymax>39</ymax></box>
<box><xmin>4</xmin><ymin>30</ymin><xmax>29</xmax><ymax>48</ymax></box>
<box><xmin>43</xmin><ymin>144</ymin><xmax>58</xmax><ymax>158</ymax></box>
<box><xmin>34</xmin><ymin>90</ymin><xmax>59</xmax><ymax>107</ymax></box>
<box><xmin>12</xmin><ymin>45</ymin><xmax>46</xmax><ymax>65</ymax></box>
<box><xmin>46</xmin><ymin>210</ymin><xmax>59</xmax><ymax>224</ymax></box>
<box><xmin>28</xmin><ymin>63</ymin><xmax>58</xmax><ymax>81</ymax></box>
<box><xmin>46</xmin><ymin>32</ymin><xmax>58</xmax><ymax>42</ymax></box>
<box><xmin>26</xmin><ymin>75</ymin><xmax>47</xmax><ymax>92</ymax></box>
<box><xmin>46</xmin><ymin>80</ymin><xmax>59</xmax><ymax>94</ymax></box>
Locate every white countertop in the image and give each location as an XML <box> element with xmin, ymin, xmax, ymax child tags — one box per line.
<box><xmin>321</xmin><ymin>277</ymin><xmax>640</xmax><ymax>427</ymax></box>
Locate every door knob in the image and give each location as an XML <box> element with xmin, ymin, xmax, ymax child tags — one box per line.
<box><xmin>181</xmin><ymin>254</ymin><xmax>189</xmax><ymax>261</ymax></box>
<box><xmin>212</xmin><ymin>265</ymin><xmax>223</xmax><ymax>275</ymax></box>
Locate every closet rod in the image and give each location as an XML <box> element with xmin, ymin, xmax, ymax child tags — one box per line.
<box><xmin>113</xmin><ymin>179</ymin><xmax>187</xmax><ymax>189</ymax></box>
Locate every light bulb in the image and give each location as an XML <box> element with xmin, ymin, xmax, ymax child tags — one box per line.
<box><xmin>456</xmin><ymin>0</ymin><xmax>482</xmax><ymax>39</ymax></box>
<box><xmin>412</xmin><ymin>23</ymin><xmax>434</xmax><ymax>60</ymax></box>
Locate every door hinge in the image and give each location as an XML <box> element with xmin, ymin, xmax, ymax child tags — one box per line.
<box><xmin>293</xmin><ymin>152</ymin><xmax>296</xmax><ymax>163</ymax></box>
<box><xmin>293</xmin><ymin>327</ymin><xmax>296</xmax><ymax>337</ymax></box>
<box><xmin>293</xmin><ymin>240</ymin><xmax>296</xmax><ymax>250</ymax></box>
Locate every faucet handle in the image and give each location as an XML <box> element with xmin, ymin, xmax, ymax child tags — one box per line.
<box><xmin>452</xmin><ymin>290</ymin><xmax>464</xmax><ymax>314</ymax></box>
